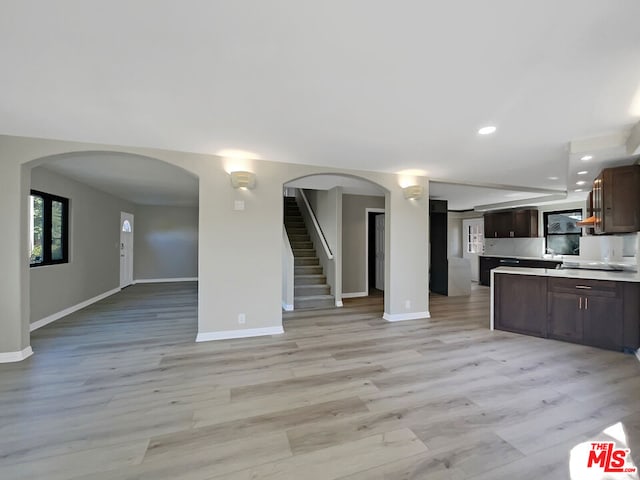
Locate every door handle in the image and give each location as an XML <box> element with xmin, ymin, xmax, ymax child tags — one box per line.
<box><xmin>575</xmin><ymin>285</ymin><xmax>592</xmax><ymax>290</ymax></box>
<box><xmin>585</xmin><ymin>297</ymin><xmax>588</xmax><ymax>310</ymax></box>
<box><xmin>579</xmin><ymin>297</ymin><xmax>582</xmax><ymax>310</ymax></box>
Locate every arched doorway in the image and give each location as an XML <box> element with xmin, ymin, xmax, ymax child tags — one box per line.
<box><xmin>24</xmin><ymin>150</ymin><xmax>200</xmax><ymax>348</ymax></box>
<box><xmin>282</xmin><ymin>173</ymin><xmax>389</xmax><ymax>314</ymax></box>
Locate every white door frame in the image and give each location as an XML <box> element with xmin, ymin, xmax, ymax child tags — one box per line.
<box><xmin>365</xmin><ymin>208</ymin><xmax>385</xmax><ymax>294</ymax></box>
<box><xmin>462</xmin><ymin>217</ymin><xmax>484</xmax><ymax>282</ymax></box>
<box><xmin>120</xmin><ymin>211</ymin><xmax>134</xmax><ymax>288</ymax></box>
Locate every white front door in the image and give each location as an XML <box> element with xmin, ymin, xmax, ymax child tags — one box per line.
<box><xmin>463</xmin><ymin>218</ymin><xmax>484</xmax><ymax>282</ymax></box>
<box><xmin>375</xmin><ymin>214</ymin><xmax>385</xmax><ymax>290</ymax></box>
<box><xmin>120</xmin><ymin>212</ymin><xmax>134</xmax><ymax>288</ymax></box>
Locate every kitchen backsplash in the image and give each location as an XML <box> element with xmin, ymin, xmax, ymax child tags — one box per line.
<box><xmin>484</xmin><ymin>237</ymin><xmax>545</xmax><ymax>257</ymax></box>
<box><xmin>621</xmin><ymin>232</ymin><xmax>639</xmax><ymax>257</ymax></box>
<box><xmin>483</xmin><ymin>232</ymin><xmax>639</xmax><ymax>260</ymax></box>
<box><xmin>582</xmin><ymin>233</ymin><xmax>638</xmax><ymax>260</ymax></box>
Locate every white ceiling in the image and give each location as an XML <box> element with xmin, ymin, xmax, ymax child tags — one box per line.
<box><xmin>41</xmin><ymin>152</ymin><xmax>199</xmax><ymax>206</ymax></box>
<box><xmin>2</xmin><ymin>1</ymin><xmax>640</xmax><ymax>199</ymax></box>
<box><xmin>430</xmin><ymin>182</ymin><xmax>554</xmax><ymax>211</ymax></box>
<box><xmin>286</xmin><ymin>175</ymin><xmax>384</xmax><ymax>196</ymax></box>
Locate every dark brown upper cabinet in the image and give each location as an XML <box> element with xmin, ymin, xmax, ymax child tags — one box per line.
<box><xmin>592</xmin><ymin>164</ymin><xmax>640</xmax><ymax>234</ymax></box>
<box><xmin>484</xmin><ymin>209</ymin><xmax>538</xmax><ymax>238</ymax></box>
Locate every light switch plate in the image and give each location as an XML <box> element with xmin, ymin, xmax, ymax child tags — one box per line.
<box><xmin>234</xmin><ymin>200</ymin><xmax>245</xmax><ymax>211</ymax></box>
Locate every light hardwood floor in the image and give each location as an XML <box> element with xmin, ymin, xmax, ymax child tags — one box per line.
<box><xmin>0</xmin><ymin>283</ymin><xmax>639</xmax><ymax>479</ymax></box>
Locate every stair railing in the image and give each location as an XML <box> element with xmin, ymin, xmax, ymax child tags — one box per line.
<box><xmin>298</xmin><ymin>189</ymin><xmax>334</xmax><ymax>260</ymax></box>
<box><xmin>282</xmin><ymin>225</ymin><xmax>294</xmax><ymax>311</ymax></box>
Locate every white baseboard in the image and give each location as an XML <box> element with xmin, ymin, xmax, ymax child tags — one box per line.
<box><xmin>134</xmin><ymin>277</ymin><xmax>198</xmax><ymax>284</ymax></box>
<box><xmin>30</xmin><ymin>287</ymin><xmax>121</xmax><ymax>332</ymax></box>
<box><xmin>282</xmin><ymin>302</ymin><xmax>294</xmax><ymax>311</ymax></box>
<box><xmin>196</xmin><ymin>326</ymin><xmax>284</xmax><ymax>342</ymax></box>
<box><xmin>335</xmin><ymin>300</ymin><xmax>344</xmax><ymax>307</ymax></box>
<box><xmin>0</xmin><ymin>346</ymin><xmax>33</xmax><ymax>363</ymax></box>
<box><xmin>341</xmin><ymin>292</ymin><xmax>368</xmax><ymax>299</ymax></box>
<box><xmin>383</xmin><ymin>311</ymin><xmax>431</xmax><ymax>322</ymax></box>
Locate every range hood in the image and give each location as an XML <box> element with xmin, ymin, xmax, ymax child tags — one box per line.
<box><xmin>576</xmin><ymin>215</ymin><xmax>596</xmax><ymax>227</ymax></box>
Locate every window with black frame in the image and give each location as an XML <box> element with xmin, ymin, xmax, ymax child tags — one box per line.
<box><xmin>30</xmin><ymin>190</ymin><xmax>69</xmax><ymax>266</ymax></box>
<box><xmin>544</xmin><ymin>209</ymin><xmax>582</xmax><ymax>256</ymax></box>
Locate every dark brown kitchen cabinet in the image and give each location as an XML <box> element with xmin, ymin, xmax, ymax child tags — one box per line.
<box><xmin>585</xmin><ymin>191</ymin><xmax>595</xmax><ymax>235</ymax></box>
<box><xmin>495</xmin><ymin>274</ymin><xmax>639</xmax><ymax>352</ymax></box>
<box><xmin>583</xmin><ymin>295</ymin><xmax>623</xmax><ymax>351</ymax></box>
<box><xmin>484</xmin><ymin>209</ymin><xmax>538</xmax><ymax>238</ymax></box>
<box><xmin>592</xmin><ymin>164</ymin><xmax>640</xmax><ymax>234</ymax></box>
<box><xmin>513</xmin><ymin>209</ymin><xmax>538</xmax><ymax>237</ymax></box>
<box><xmin>494</xmin><ymin>273</ymin><xmax>547</xmax><ymax>337</ymax></box>
<box><xmin>484</xmin><ymin>211</ymin><xmax>511</xmax><ymax>238</ymax></box>
<box><xmin>547</xmin><ymin>278</ymin><xmax>624</xmax><ymax>350</ymax></box>
<box><xmin>547</xmin><ymin>292</ymin><xmax>584</xmax><ymax>343</ymax></box>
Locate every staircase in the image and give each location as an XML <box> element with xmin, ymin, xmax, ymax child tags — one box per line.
<box><xmin>284</xmin><ymin>196</ymin><xmax>335</xmax><ymax>309</ymax></box>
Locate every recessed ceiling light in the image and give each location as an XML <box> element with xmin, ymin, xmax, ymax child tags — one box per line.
<box><xmin>574</xmin><ymin>189</ymin><xmax>583</xmax><ymax>192</ymax></box>
<box><xmin>576</xmin><ymin>180</ymin><xmax>586</xmax><ymax>186</ymax></box>
<box><xmin>548</xmin><ymin>176</ymin><xmax>559</xmax><ymax>180</ymax></box>
<box><xmin>580</xmin><ymin>155</ymin><xmax>593</xmax><ymax>161</ymax></box>
<box><xmin>577</xmin><ymin>170</ymin><xmax>588</xmax><ymax>175</ymax></box>
<box><xmin>478</xmin><ymin>126</ymin><xmax>497</xmax><ymax>135</ymax></box>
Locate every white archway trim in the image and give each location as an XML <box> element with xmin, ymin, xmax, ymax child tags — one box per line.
<box><xmin>0</xmin><ymin>346</ymin><xmax>33</xmax><ymax>363</ymax></box>
<box><xmin>383</xmin><ymin>311</ymin><xmax>431</xmax><ymax>322</ymax></box>
<box><xmin>196</xmin><ymin>326</ymin><xmax>284</xmax><ymax>342</ymax></box>
<box><xmin>134</xmin><ymin>278</ymin><xmax>198</xmax><ymax>284</ymax></box>
<box><xmin>30</xmin><ymin>287</ymin><xmax>121</xmax><ymax>332</ymax></box>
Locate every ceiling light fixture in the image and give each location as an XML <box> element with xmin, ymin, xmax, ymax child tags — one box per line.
<box><xmin>576</xmin><ymin>180</ymin><xmax>586</xmax><ymax>186</ymax></box>
<box><xmin>580</xmin><ymin>155</ymin><xmax>593</xmax><ymax>161</ymax></box>
<box><xmin>478</xmin><ymin>126</ymin><xmax>497</xmax><ymax>135</ymax></box>
<box><xmin>574</xmin><ymin>189</ymin><xmax>583</xmax><ymax>192</ymax></box>
<box><xmin>548</xmin><ymin>176</ymin><xmax>559</xmax><ymax>180</ymax></box>
<box><xmin>577</xmin><ymin>171</ymin><xmax>588</xmax><ymax>175</ymax></box>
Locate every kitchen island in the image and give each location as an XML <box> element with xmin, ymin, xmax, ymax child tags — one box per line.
<box><xmin>490</xmin><ymin>266</ymin><xmax>640</xmax><ymax>352</ymax></box>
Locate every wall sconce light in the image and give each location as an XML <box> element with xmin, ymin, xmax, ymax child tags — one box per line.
<box><xmin>230</xmin><ymin>171</ymin><xmax>256</xmax><ymax>189</ymax></box>
<box><xmin>403</xmin><ymin>185</ymin><xmax>423</xmax><ymax>199</ymax></box>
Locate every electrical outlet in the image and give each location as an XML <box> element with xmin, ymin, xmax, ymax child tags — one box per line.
<box><xmin>238</xmin><ymin>313</ymin><xmax>246</xmax><ymax>325</ymax></box>
<box><xmin>234</xmin><ymin>200</ymin><xmax>245</xmax><ymax>211</ymax></box>
<box><xmin>405</xmin><ymin>300</ymin><xmax>411</xmax><ymax>309</ymax></box>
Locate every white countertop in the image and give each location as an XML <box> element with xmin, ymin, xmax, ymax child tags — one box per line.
<box><xmin>481</xmin><ymin>255</ymin><xmax>563</xmax><ymax>261</ymax></box>
<box><xmin>492</xmin><ymin>266</ymin><xmax>640</xmax><ymax>283</ymax></box>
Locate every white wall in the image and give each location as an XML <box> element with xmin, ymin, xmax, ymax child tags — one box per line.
<box><xmin>134</xmin><ymin>205</ymin><xmax>198</xmax><ymax>280</ymax></box>
<box><xmin>342</xmin><ymin>194</ymin><xmax>385</xmax><ymax>294</ymax></box>
<box><xmin>0</xmin><ymin>134</ymin><xmax>430</xmax><ymax>356</ymax></box>
<box><xmin>30</xmin><ymin>167</ymin><xmax>134</xmax><ymax>324</ymax></box>
<box><xmin>281</xmin><ymin>227</ymin><xmax>294</xmax><ymax>310</ymax></box>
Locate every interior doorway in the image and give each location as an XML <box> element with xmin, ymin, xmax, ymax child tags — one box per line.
<box><xmin>462</xmin><ymin>218</ymin><xmax>484</xmax><ymax>282</ymax></box>
<box><xmin>120</xmin><ymin>211</ymin><xmax>134</xmax><ymax>288</ymax></box>
<box><xmin>366</xmin><ymin>209</ymin><xmax>385</xmax><ymax>294</ymax></box>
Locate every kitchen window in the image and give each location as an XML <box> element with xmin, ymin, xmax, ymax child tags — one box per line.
<box><xmin>544</xmin><ymin>209</ymin><xmax>582</xmax><ymax>256</ymax></box>
<box><xmin>30</xmin><ymin>190</ymin><xmax>69</xmax><ymax>266</ymax></box>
